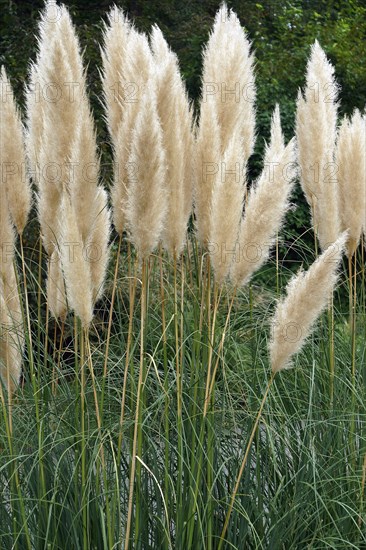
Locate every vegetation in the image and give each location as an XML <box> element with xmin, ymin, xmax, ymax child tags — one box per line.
<box><xmin>1</xmin><ymin>1</ymin><xmax>366</xmax><ymax>549</ymax></box>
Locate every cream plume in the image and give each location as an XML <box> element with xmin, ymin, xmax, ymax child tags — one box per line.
<box><xmin>0</xmin><ymin>67</ymin><xmax>32</xmax><ymax>235</ymax></box>
<box><xmin>0</xmin><ymin>173</ymin><xmax>16</xmax><ymax>283</ymax></box>
<box><xmin>201</xmin><ymin>3</ymin><xmax>256</xmax><ymax>156</ymax></box>
<box><xmin>25</xmin><ymin>0</ymin><xmax>61</xmax><ymax>177</ymax></box>
<box><xmin>296</xmin><ymin>40</ymin><xmax>340</xmax><ymax>250</ymax></box>
<box><xmin>336</xmin><ymin>110</ymin><xmax>366</xmax><ymax>257</ymax></box>
<box><xmin>270</xmin><ymin>232</ymin><xmax>347</xmax><ymax>372</ymax></box>
<box><xmin>59</xmin><ymin>196</ymin><xmax>93</xmax><ymax>328</ymax></box>
<box><xmin>0</xmin><ymin>280</ymin><xmax>23</xmax><ymax>393</ymax></box>
<box><xmin>27</xmin><ymin>1</ymin><xmax>109</xmax><ymax>324</ymax></box>
<box><xmin>209</xmin><ymin>133</ymin><xmax>246</xmax><ymax>284</ymax></box>
<box><xmin>151</xmin><ymin>26</ymin><xmax>194</xmax><ymax>257</ymax></box>
<box><xmin>86</xmin><ymin>188</ymin><xmax>111</xmax><ymax>303</ymax></box>
<box><xmin>0</xmin><ymin>192</ymin><xmax>24</xmax><ymax>392</ymax></box>
<box><xmin>195</xmin><ymin>4</ymin><xmax>255</xmax><ymax>246</ymax></box>
<box><xmin>230</xmin><ymin>106</ymin><xmax>296</xmax><ymax>287</ymax></box>
<box><xmin>110</xmin><ymin>29</ymin><xmax>154</xmax><ymax>235</ymax></box>
<box><xmin>125</xmin><ymin>85</ymin><xmax>167</xmax><ymax>258</ymax></box>
<box><xmin>101</xmin><ymin>6</ymin><xmax>131</xmax><ymax>144</ymax></box>
<box><xmin>27</xmin><ymin>1</ymin><xmax>90</xmax><ymax>255</ymax></box>
<box><xmin>31</xmin><ymin>17</ymin><xmax>75</xmax><ymax>253</ymax></box>
<box><xmin>47</xmin><ymin>251</ymin><xmax>67</xmax><ymax>321</ymax></box>
<box><xmin>68</xmin><ymin>105</ymin><xmax>100</xmax><ymax>244</ymax></box>
<box><xmin>195</xmin><ymin>102</ymin><xmax>221</xmax><ymax>245</ymax></box>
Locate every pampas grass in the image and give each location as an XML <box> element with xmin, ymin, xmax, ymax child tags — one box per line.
<box><xmin>125</xmin><ymin>85</ymin><xmax>167</xmax><ymax>258</ymax></box>
<box><xmin>68</xmin><ymin>107</ymin><xmax>100</xmax><ymax>245</ymax></box>
<box><xmin>0</xmin><ymin>199</ymin><xmax>23</xmax><ymax>392</ymax></box>
<box><xmin>29</xmin><ymin>2</ymin><xmax>78</xmax><ymax>254</ymax></box>
<box><xmin>151</xmin><ymin>26</ymin><xmax>194</xmax><ymax>257</ymax></box>
<box><xmin>101</xmin><ymin>7</ymin><xmax>131</xmax><ymax>145</ymax></box>
<box><xmin>195</xmin><ymin>3</ymin><xmax>255</xmax><ymax>246</ymax></box>
<box><xmin>270</xmin><ymin>232</ymin><xmax>347</xmax><ymax>372</ymax></box>
<box><xmin>0</xmin><ymin>69</ymin><xmax>26</xmax><ymax>393</ymax></box>
<box><xmin>200</xmin><ymin>4</ymin><xmax>255</xmax><ymax>156</ymax></box>
<box><xmin>296</xmin><ymin>40</ymin><xmax>340</xmax><ymax>251</ymax></box>
<box><xmin>87</xmin><ymin>188</ymin><xmax>111</xmax><ymax>303</ymax></box>
<box><xmin>209</xmin><ymin>133</ymin><xmax>246</xmax><ymax>284</ymax></box>
<box><xmin>25</xmin><ymin>0</ymin><xmax>60</xmax><ymax>179</ymax></box>
<box><xmin>1</xmin><ymin>4</ymin><xmax>365</xmax><ymax>549</ymax></box>
<box><xmin>27</xmin><ymin>1</ymin><xmax>110</xmax><ymax>326</ymax></box>
<box><xmin>0</xmin><ymin>67</ymin><xmax>31</xmax><ymax>235</ymax></box>
<box><xmin>218</xmin><ymin>232</ymin><xmax>347</xmax><ymax>548</ymax></box>
<box><xmin>336</xmin><ymin>110</ymin><xmax>366</xmax><ymax>257</ymax></box>
<box><xmin>230</xmin><ymin>106</ymin><xmax>296</xmax><ymax>287</ymax></box>
<box><xmin>104</xmin><ymin>22</ymin><xmax>154</xmax><ymax>236</ymax></box>
<box><xmin>195</xmin><ymin>101</ymin><xmax>221</xmax><ymax>246</ymax></box>
<box><xmin>46</xmin><ymin>251</ymin><xmax>67</xmax><ymax>321</ymax></box>
<box><xmin>59</xmin><ymin>196</ymin><xmax>93</xmax><ymax>328</ymax></box>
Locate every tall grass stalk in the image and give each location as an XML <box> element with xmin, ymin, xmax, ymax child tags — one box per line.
<box><xmin>125</xmin><ymin>258</ymin><xmax>148</xmax><ymax>550</ymax></box>
<box><xmin>173</xmin><ymin>252</ymin><xmax>184</xmax><ymax>539</ymax></box>
<box><xmin>114</xmin><ymin>243</ymin><xmax>138</xmax><ymax>540</ymax></box>
<box><xmin>205</xmin><ymin>288</ymin><xmax>237</xmax><ymax>414</ymax></box>
<box><xmin>349</xmin><ymin>252</ymin><xmax>358</xmax><ymax>462</ymax></box>
<box><xmin>101</xmin><ymin>234</ymin><xmax>123</xmax><ymax>418</ymax></box>
<box><xmin>328</xmin><ymin>296</ymin><xmax>335</xmax><ymax>404</ymax></box>
<box><xmin>116</xmin><ymin>246</ymin><xmax>137</xmax><ymax>466</ymax></box>
<box><xmin>218</xmin><ymin>372</ymin><xmax>276</xmax><ymax>549</ymax></box>
<box><xmin>0</xmin><ymin>386</ymin><xmax>32</xmax><ymax>550</ymax></box>
<box><xmin>158</xmin><ymin>246</ymin><xmax>170</xmax><ymax>508</ymax></box>
<box><xmin>79</xmin><ymin>320</ymin><xmax>88</xmax><ymax>550</ymax></box>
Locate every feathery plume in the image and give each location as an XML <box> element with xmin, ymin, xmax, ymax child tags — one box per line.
<box><xmin>56</xmin><ymin>4</ymin><xmax>85</xmax><ymax>84</ymax></box>
<box><xmin>101</xmin><ymin>6</ymin><xmax>131</xmax><ymax>144</ymax></box>
<box><xmin>27</xmin><ymin>2</ymin><xmax>109</xmax><ymax>323</ymax></box>
<box><xmin>109</xmin><ymin>29</ymin><xmax>154</xmax><ymax>235</ymax></box>
<box><xmin>25</xmin><ymin>63</ymin><xmax>44</xmax><ymax>179</ymax></box>
<box><xmin>0</xmin><ymin>184</ymin><xmax>15</xmax><ymax>283</ymax></box>
<box><xmin>125</xmin><ymin>85</ymin><xmax>167</xmax><ymax>258</ymax></box>
<box><xmin>27</xmin><ymin>1</ymin><xmax>90</xmax><ymax>255</ymax></box>
<box><xmin>201</xmin><ymin>3</ymin><xmax>256</xmax><ymax>155</ymax></box>
<box><xmin>195</xmin><ymin>4</ymin><xmax>255</xmax><ymax>246</ymax></box>
<box><xmin>336</xmin><ymin>110</ymin><xmax>366</xmax><ymax>257</ymax></box>
<box><xmin>31</xmin><ymin>31</ymin><xmax>78</xmax><ymax>186</ymax></box>
<box><xmin>46</xmin><ymin>251</ymin><xmax>67</xmax><ymax>321</ymax></box>
<box><xmin>68</xmin><ymin>105</ymin><xmax>100</xmax><ymax>244</ymax></box>
<box><xmin>30</xmin><ymin>21</ymin><xmax>73</xmax><ymax>253</ymax></box>
<box><xmin>0</xmin><ymin>197</ymin><xmax>24</xmax><ymax>392</ymax></box>
<box><xmin>111</xmin><ymin>106</ymin><xmax>134</xmax><ymax>236</ymax></box>
<box><xmin>0</xmin><ymin>283</ymin><xmax>23</xmax><ymax>393</ymax></box>
<box><xmin>86</xmin><ymin>188</ymin><xmax>111</xmax><ymax>303</ymax></box>
<box><xmin>123</xmin><ymin>28</ymin><xmax>153</xmax><ymax>94</ymax></box>
<box><xmin>231</xmin><ymin>106</ymin><xmax>296</xmax><ymax>287</ymax></box>
<box><xmin>269</xmin><ymin>232</ymin><xmax>347</xmax><ymax>372</ymax></box>
<box><xmin>195</xmin><ymin>103</ymin><xmax>221</xmax><ymax>245</ymax></box>
<box><xmin>151</xmin><ymin>26</ymin><xmax>194</xmax><ymax>257</ymax></box>
<box><xmin>59</xmin><ymin>196</ymin><xmax>93</xmax><ymax>328</ymax></box>
<box><xmin>25</xmin><ymin>0</ymin><xmax>61</xmax><ymax>177</ymax></box>
<box><xmin>0</xmin><ymin>67</ymin><xmax>32</xmax><ymax>234</ymax></box>
<box><xmin>209</xmin><ymin>133</ymin><xmax>246</xmax><ymax>284</ymax></box>
<box><xmin>296</xmin><ymin>40</ymin><xmax>340</xmax><ymax>250</ymax></box>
